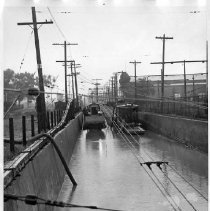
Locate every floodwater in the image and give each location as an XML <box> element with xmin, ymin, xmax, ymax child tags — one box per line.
<box><xmin>55</xmin><ymin>126</ymin><xmax>208</xmax><ymax>211</ymax></box>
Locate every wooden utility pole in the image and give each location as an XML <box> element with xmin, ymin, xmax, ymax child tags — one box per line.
<box><xmin>70</xmin><ymin>62</ymin><xmax>75</xmax><ymax>100</ymax></box>
<box><xmin>115</xmin><ymin>73</ymin><xmax>118</xmax><ymax>102</ymax></box>
<box><xmin>155</xmin><ymin>34</ymin><xmax>173</xmax><ymax>99</ymax></box>
<box><xmin>56</xmin><ymin>60</ymin><xmax>76</xmax><ymax>101</ymax></box>
<box><xmin>183</xmin><ymin>60</ymin><xmax>186</xmax><ymax>100</ymax></box>
<box><xmin>129</xmin><ymin>60</ymin><xmax>141</xmax><ymax>102</ymax></box>
<box><xmin>107</xmin><ymin>86</ymin><xmax>110</xmax><ymax>103</ymax></box>
<box><xmin>151</xmin><ymin>59</ymin><xmax>207</xmax><ymax>100</ymax></box>
<box><xmin>93</xmin><ymin>79</ymin><xmax>102</xmax><ymax>102</ymax></box>
<box><xmin>53</xmin><ymin>42</ymin><xmax>78</xmax><ymax>104</ymax></box>
<box><xmin>66</xmin><ymin>74</ymin><xmax>71</xmax><ymax>99</ymax></box>
<box><xmin>73</xmin><ymin>61</ymin><xmax>81</xmax><ymax>108</ymax></box>
<box><xmin>66</xmin><ymin>63</ymin><xmax>81</xmax><ymax>102</ymax></box>
<box><xmin>111</xmin><ymin>77</ymin><xmax>114</xmax><ymax>102</ymax></box>
<box><xmin>192</xmin><ymin>74</ymin><xmax>195</xmax><ymax>101</ymax></box>
<box><xmin>206</xmin><ymin>41</ymin><xmax>208</xmax><ymax>97</ymax></box>
<box><xmin>18</xmin><ymin>7</ymin><xmax>53</xmax><ymax>132</ymax></box>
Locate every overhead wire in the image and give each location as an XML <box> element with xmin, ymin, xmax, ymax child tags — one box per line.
<box><xmin>102</xmin><ymin>105</ymin><xmax>204</xmax><ymax>210</ymax></box>
<box><xmin>101</xmin><ymin>106</ymin><xmax>180</xmax><ymax>211</ymax></box>
<box><xmin>47</xmin><ymin>7</ymin><xmax>73</xmax><ymax>59</ymax></box>
<box><xmin>18</xmin><ymin>30</ymin><xmax>34</xmax><ymax>71</ymax></box>
<box><xmin>47</xmin><ymin>7</ymin><xmax>67</xmax><ymax>41</ymax></box>
<box><xmin>79</xmin><ymin>74</ymin><xmax>95</xmax><ymax>85</ymax></box>
<box><xmin>121</xmin><ymin>90</ymin><xmax>207</xmax><ymax>109</ymax></box>
<box><xmin>104</xmin><ymin>105</ymin><xmax>207</xmax><ymax>202</ymax></box>
<box><xmin>4</xmin><ymin>193</ymin><xmax>124</xmax><ymax>211</ymax></box>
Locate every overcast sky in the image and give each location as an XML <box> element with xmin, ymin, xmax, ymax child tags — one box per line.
<box><xmin>1</xmin><ymin>0</ymin><xmax>209</xmax><ymax>94</ymax></box>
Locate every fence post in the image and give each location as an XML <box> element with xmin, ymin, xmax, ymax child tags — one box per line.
<box><xmin>9</xmin><ymin>118</ymin><xmax>15</xmax><ymax>152</ymax></box>
<box><xmin>57</xmin><ymin>110</ymin><xmax>59</xmax><ymax>123</ymax></box>
<box><xmin>22</xmin><ymin>116</ymin><xmax>26</xmax><ymax>146</ymax></box>
<box><xmin>60</xmin><ymin>110</ymin><xmax>62</xmax><ymax>120</ymax></box>
<box><xmin>51</xmin><ymin>111</ymin><xmax>54</xmax><ymax>128</ymax></box>
<box><xmin>37</xmin><ymin>113</ymin><xmax>41</xmax><ymax>134</ymax></box>
<box><xmin>47</xmin><ymin>112</ymin><xmax>50</xmax><ymax>130</ymax></box>
<box><xmin>31</xmin><ymin>115</ymin><xmax>35</xmax><ymax>137</ymax></box>
<box><xmin>54</xmin><ymin>110</ymin><xmax>56</xmax><ymax>126</ymax></box>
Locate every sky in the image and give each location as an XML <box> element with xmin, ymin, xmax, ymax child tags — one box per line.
<box><xmin>0</xmin><ymin>0</ymin><xmax>209</xmax><ymax>95</ymax></box>
<box><xmin>0</xmin><ymin>1</ymin><xmax>208</xmax><ymax>205</ymax></box>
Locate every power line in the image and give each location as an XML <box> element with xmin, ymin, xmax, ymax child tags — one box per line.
<box><xmin>4</xmin><ymin>193</ymin><xmax>124</xmax><ymax>211</ymax></box>
<box><xmin>129</xmin><ymin>60</ymin><xmax>141</xmax><ymax>102</ymax></box>
<box><xmin>53</xmin><ymin>42</ymin><xmax>78</xmax><ymax>104</ymax></box>
<box><xmin>110</xmin><ymin>114</ymin><xmax>195</xmax><ymax>210</ymax></box>
<box><xmin>155</xmin><ymin>34</ymin><xmax>173</xmax><ymax>99</ymax></box>
<box><xmin>47</xmin><ymin>7</ymin><xmax>67</xmax><ymax>41</ymax></box>
<box><xmin>104</xmin><ymin>106</ymin><xmax>207</xmax><ymax>204</ymax></box>
<box><xmin>18</xmin><ymin>30</ymin><xmax>33</xmax><ymax>71</ymax></box>
<box><xmin>17</xmin><ymin>7</ymin><xmax>53</xmax><ymax>132</ymax></box>
<box><xmin>102</xmin><ymin>107</ymin><xmax>180</xmax><ymax>211</ymax></box>
<box><xmin>79</xmin><ymin>74</ymin><xmax>94</xmax><ymax>84</ymax></box>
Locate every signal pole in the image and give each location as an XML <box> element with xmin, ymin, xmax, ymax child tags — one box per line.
<box><xmin>155</xmin><ymin>34</ymin><xmax>173</xmax><ymax>99</ymax></box>
<box><xmin>129</xmin><ymin>60</ymin><xmax>141</xmax><ymax>102</ymax></box>
<box><xmin>53</xmin><ymin>42</ymin><xmax>78</xmax><ymax>104</ymax></box>
<box><xmin>17</xmin><ymin>7</ymin><xmax>53</xmax><ymax>132</ymax></box>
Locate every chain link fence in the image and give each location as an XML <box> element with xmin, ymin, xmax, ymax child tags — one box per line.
<box><xmin>115</xmin><ymin>73</ymin><xmax>208</xmax><ymax>120</ymax></box>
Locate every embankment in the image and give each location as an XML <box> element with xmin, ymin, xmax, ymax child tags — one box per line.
<box><xmin>4</xmin><ymin>113</ymin><xmax>83</xmax><ymax>211</ymax></box>
<box><xmin>139</xmin><ymin>112</ymin><xmax>208</xmax><ymax>153</ymax></box>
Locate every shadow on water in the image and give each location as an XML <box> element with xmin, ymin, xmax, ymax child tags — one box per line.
<box><xmin>86</xmin><ymin>129</ymin><xmax>106</xmax><ymax>141</ymax></box>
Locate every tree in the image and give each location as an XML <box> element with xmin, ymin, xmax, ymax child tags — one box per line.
<box><xmin>4</xmin><ymin>69</ymin><xmax>15</xmax><ymax>88</ymax></box>
<box><xmin>35</xmin><ymin>74</ymin><xmax>56</xmax><ymax>88</ymax></box>
<box><xmin>119</xmin><ymin>72</ymin><xmax>130</xmax><ymax>84</ymax></box>
<box><xmin>4</xmin><ymin>69</ymin><xmax>56</xmax><ymax>106</ymax></box>
<box><xmin>119</xmin><ymin>72</ymin><xmax>130</xmax><ymax>98</ymax></box>
<box><xmin>119</xmin><ymin>72</ymin><xmax>155</xmax><ymax>99</ymax></box>
<box><xmin>4</xmin><ymin>69</ymin><xmax>16</xmax><ymax>105</ymax></box>
<box><xmin>136</xmin><ymin>78</ymin><xmax>155</xmax><ymax>96</ymax></box>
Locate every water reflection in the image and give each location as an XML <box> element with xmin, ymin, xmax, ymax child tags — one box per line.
<box><xmin>86</xmin><ymin>129</ymin><xmax>106</xmax><ymax>141</ymax></box>
<box><xmin>55</xmin><ymin>129</ymin><xmax>208</xmax><ymax>211</ymax></box>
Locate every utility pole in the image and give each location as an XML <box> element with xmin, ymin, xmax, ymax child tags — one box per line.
<box><xmin>129</xmin><ymin>60</ymin><xmax>141</xmax><ymax>102</ymax></box>
<box><xmin>73</xmin><ymin>61</ymin><xmax>81</xmax><ymax>109</ymax></box>
<box><xmin>56</xmin><ymin>60</ymin><xmax>76</xmax><ymax>101</ymax></box>
<box><xmin>192</xmin><ymin>74</ymin><xmax>195</xmax><ymax>101</ymax></box>
<box><xmin>206</xmin><ymin>40</ymin><xmax>208</xmax><ymax>97</ymax></box>
<box><xmin>93</xmin><ymin>79</ymin><xmax>102</xmax><ymax>102</ymax></box>
<box><xmin>70</xmin><ymin>62</ymin><xmax>75</xmax><ymax>100</ymax></box>
<box><xmin>107</xmin><ymin>86</ymin><xmax>110</xmax><ymax>103</ymax></box>
<box><xmin>18</xmin><ymin>7</ymin><xmax>53</xmax><ymax>132</ymax></box>
<box><xmin>53</xmin><ymin>42</ymin><xmax>78</xmax><ymax>104</ymax></box>
<box><xmin>151</xmin><ymin>59</ymin><xmax>207</xmax><ymax>101</ymax></box>
<box><xmin>183</xmin><ymin>60</ymin><xmax>186</xmax><ymax>100</ymax></box>
<box><xmin>115</xmin><ymin>73</ymin><xmax>118</xmax><ymax>102</ymax></box>
<box><xmin>155</xmin><ymin>34</ymin><xmax>173</xmax><ymax>99</ymax></box>
<box><xmin>111</xmin><ymin>77</ymin><xmax>114</xmax><ymax>103</ymax></box>
<box><xmin>66</xmin><ymin>74</ymin><xmax>71</xmax><ymax>100</ymax></box>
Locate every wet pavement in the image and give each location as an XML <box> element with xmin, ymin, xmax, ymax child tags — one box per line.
<box><xmin>55</xmin><ymin>126</ymin><xmax>208</xmax><ymax>211</ymax></box>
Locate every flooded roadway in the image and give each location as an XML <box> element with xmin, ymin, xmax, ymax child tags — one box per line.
<box><xmin>55</xmin><ymin>125</ymin><xmax>208</xmax><ymax>211</ymax></box>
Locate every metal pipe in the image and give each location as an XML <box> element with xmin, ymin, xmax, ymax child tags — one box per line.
<box><xmin>29</xmin><ymin>133</ymin><xmax>77</xmax><ymax>186</ymax></box>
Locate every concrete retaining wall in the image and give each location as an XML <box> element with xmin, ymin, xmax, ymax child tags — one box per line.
<box><xmin>139</xmin><ymin>112</ymin><xmax>208</xmax><ymax>153</ymax></box>
<box><xmin>4</xmin><ymin>113</ymin><xmax>83</xmax><ymax>211</ymax></box>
